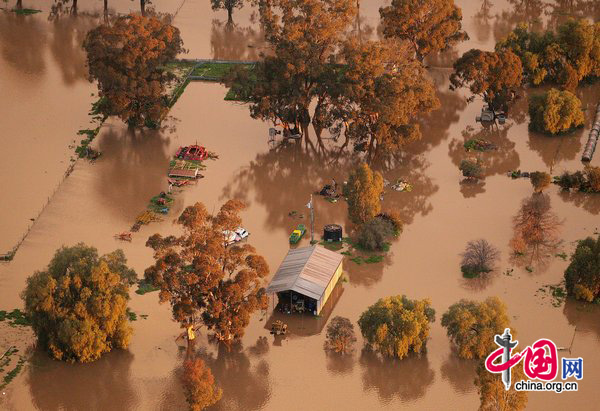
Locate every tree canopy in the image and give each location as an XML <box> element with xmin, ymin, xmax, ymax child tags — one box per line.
<box><xmin>358</xmin><ymin>295</ymin><xmax>435</xmax><ymax>359</ymax></box>
<box><xmin>529</xmin><ymin>171</ymin><xmax>552</xmax><ymax>192</ymax></box>
<box><xmin>21</xmin><ymin>244</ymin><xmax>135</xmax><ymax>363</ymax></box>
<box><xmin>450</xmin><ymin>48</ymin><xmax>523</xmax><ymax>111</ymax></box>
<box><xmin>475</xmin><ymin>359</ymin><xmax>528</xmax><ymax>411</ymax></box>
<box><xmin>181</xmin><ymin>356</ymin><xmax>223</xmax><ymax>410</ymax></box>
<box><xmin>564</xmin><ymin>235</ymin><xmax>600</xmax><ymax>302</ymax></box>
<box><xmin>528</xmin><ymin>88</ymin><xmax>584</xmax><ymax>134</ymax></box>
<box><xmin>441</xmin><ymin>297</ymin><xmax>511</xmax><ymax>359</ymax></box>
<box><xmin>380</xmin><ymin>0</ymin><xmax>468</xmax><ymax>62</ymax></box>
<box><xmin>346</xmin><ymin>163</ymin><xmax>384</xmax><ymax>224</ymax></box>
<box><xmin>145</xmin><ymin>200</ymin><xmax>269</xmax><ymax>345</ymax></box>
<box><xmin>211</xmin><ymin>0</ymin><xmax>245</xmax><ymax>23</ymax></box>
<box><xmin>324</xmin><ymin>316</ymin><xmax>357</xmax><ymax>354</ymax></box>
<box><xmin>496</xmin><ymin>19</ymin><xmax>600</xmax><ymax>90</ymax></box>
<box><xmin>83</xmin><ymin>14</ymin><xmax>184</xmax><ymax>127</ymax></box>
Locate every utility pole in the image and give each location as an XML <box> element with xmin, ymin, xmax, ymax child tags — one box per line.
<box><xmin>310</xmin><ymin>194</ymin><xmax>314</xmax><ymax>243</ymax></box>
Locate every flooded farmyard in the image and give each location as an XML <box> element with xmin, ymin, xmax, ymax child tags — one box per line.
<box><xmin>1</xmin><ymin>1</ymin><xmax>600</xmax><ymax>410</ymax></box>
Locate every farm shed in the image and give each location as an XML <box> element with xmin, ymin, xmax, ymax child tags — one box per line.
<box><xmin>266</xmin><ymin>245</ymin><xmax>344</xmax><ymax>315</ymax></box>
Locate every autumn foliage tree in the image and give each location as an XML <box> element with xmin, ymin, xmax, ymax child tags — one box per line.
<box><xmin>181</xmin><ymin>356</ymin><xmax>223</xmax><ymax>410</ymax></box>
<box><xmin>83</xmin><ymin>14</ymin><xmax>184</xmax><ymax>127</ymax></box>
<box><xmin>528</xmin><ymin>89</ymin><xmax>584</xmax><ymax>134</ymax></box>
<box><xmin>441</xmin><ymin>297</ymin><xmax>511</xmax><ymax>359</ymax></box>
<box><xmin>211</xmin><ymin>0</ymin><xmax>245</xmax><ymax>24</ymax></box>
<box><xmin>21</xmin><ymin>244</ymin><xmax>135</xmax><ymax>363</ymax></box>
<box><xmin>358</xmin><ymin>295</ymin><xmax>435</xmax><ymax>359</ymax></box>
<box><xmin>380</xmin><ymin>0</ymin><xmax>468</xmax><ymax>62</ymax></box>
<box><xmin>346</xmin><ymin>163</ymin><xmax>384</xmax><ymax>224</ymax></box>
<box><xmin>475</xmin><ymin>360</ymin><xmax>528</xmax><ymax>411</ymax></box>
<box><xmin>564</xmin><ymin>235</ymin><xmax>600</xmax><ymax>302</ymax></box>
<box><xmin>324</xmin><ymin>316</ymin><xmax>357</xmax><ymax>354</ymax></box>
<box><xmin>529</xmin><ymin>171</ymin><xmax>552</xmax><ymax>192</ymax></box>
<box><xmin>145</xmin><ymin>200</ymin><xmax>269</xmax><ymax>346</ymax></box>
<box><xmin>450</xmin><ymin>48</ymin><xmax>523</xmax><ymax>111</ymax></box>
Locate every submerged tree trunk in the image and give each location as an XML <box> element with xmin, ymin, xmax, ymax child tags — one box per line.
<box><xmin>72</xmin><ymin>0</ymin><xmax>78</xmax><ymax>15</ymax></box>
<box><xmin>103</xmin><ymin>0</ymin><xmax>108</xmax><ymax>17</ymax></box>
<box><xmin>15</xmin><ymin>0</ymin><xmax>22</xmax><ymax>10</ymax></box>
<box><xmin>140</xmin><ymin>0</ymin><xmax>145</xmax><ymax>16</ymax></box>
<box><xmin>227</xmin><ymin>6</ymin><xmax>233</xmax><ymax>24</ymax></box>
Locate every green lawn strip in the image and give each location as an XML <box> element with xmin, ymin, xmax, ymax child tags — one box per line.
<box><xmin>0</xmin><ymin>356</ymin><xmax>25</xmax><ymax>390</ymax></box>
<box><xmin>13</xmin><ymin>8</ymin><xmax>41</xmax><ymax>15</ymax></box>
<box><xmin>135</xmin><ymin>280</ymin><xmax>159</xmax><ymax>295</ymax></box>
<box><xmin>0</xmin><ymin>309</ymin><xmax>31</xmax><ymax>327</ymax></box>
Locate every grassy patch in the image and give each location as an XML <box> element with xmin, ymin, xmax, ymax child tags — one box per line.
<box><xmin>0</xmin><ymin>309</ymin><xmax>31</xmax><ymax>327</ymax></box>
<box><xmin>461</xmin><ymin>265</ymin><xmax>481</xmax><ymax>279</ymax></box>
<box><xmin>319</xmin><ymin>240</ymin><xmax>343</xmax><ymax>251</ymax></box>
<box><xmin>555</xmin><ymin>252</ymin><xmax>568</xmax><ymax>261</ymax></box>
<box><xmin>0</xmin><ymin>356</ymin><xmax>25</xmax><ymax>390</ymax></box>
<box><xmin>127</xmin><ymin>309</ymin><xmax>137</xmax><ymax>322</ymax></box>
<box><xmin>536</xmin><ymin>283</ymin><xmax>567</xmax><ymax>307</ymax></box>
<box><xmin>191</xmin><ymin>62</ymin><xmax>254</xmax><ymax>81</ymax></box>
<box><xmin>135</xmin><ymin>280</ymin><xmax>159</xmax><ymax>295</ymax></box>
<box><xmin>13</xmin><ymin>8</ymin><xmax>41</xmax><ymax>15</ymax></box>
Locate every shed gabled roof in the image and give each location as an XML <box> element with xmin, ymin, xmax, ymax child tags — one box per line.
<box><xmin>266</xmin><ymin>245</ymin><xmax>344</xmax><ymax>300</ymax></box>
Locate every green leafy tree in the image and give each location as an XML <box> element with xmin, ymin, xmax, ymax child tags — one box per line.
<box><xmin>346</xmin><ymin>163</ymin><xmax>384</xmax><ymax>224</ymax></box>
<box><xmin>355</xmin><ymin>217</ymin><xmax>395</xmax><ymax>251</ymax></box>
<box><xmin>324</xmin><ymin>316</ymin><xmax>357</xmax><ymax>354</ymax></box>
<box><xmin>145</xmin><ymin>200</ymin><xmax>269</xmax><ymax>346</ymax></box>
<box><xmin>475</xmin><ymin>360</ymin><xmax>528</xmax><ymax>411</ymax></box>
<box><xmin>528</xmin><ymin>88</ymin><xmax>584</xmax><ymax>134</ymax></box>
<box><xmin>459</xmin><ymin>158</ymin><xmax>483</xmax><ymax>179</ymax></box>
<box><xmin>564</xmin><ymin>235</ymin><xmax>600</xmax><ymax>302</ymax></box>
<box><xmin>450</xmin><ymin>49</ymin><xmax>523</xmax><ymax>111</ymax></box>
<box><xmin>441</xmin><ymin>297</ymin><xmax>510</xmax><ymax>359</ymax></box>
<box><xmin>379</xmin><ymin>0</ymin><xmax>468</xmax><ymax>62</ymax></box>
<box><xmin>358</xmin><ymin>295</ymin><xmax>435</xmax><ymax>359</ymax></box>
<box><xmin>21</xmin><ymin>244</ymin><xmax>135</xmax><ymax>363</ymax></box>
<box><xmin>529</xmin><ymin>171</ymin><xmax>552</xmax><ymax>192</ymax></box>
<box><xmin>181</xmin><ymin>356</ymin><xmax>223</xmax><ymax>410</ymax></box>
<box><xmin>83</xmin><ymin>14</ymin><xmax>184</xmax><ymax>127</ymax></box>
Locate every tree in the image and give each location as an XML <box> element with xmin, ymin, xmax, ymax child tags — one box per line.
<box><xmin>564</xmin><ymin>235</ymin><xmax>600</xmax><ymax>302</ymax></box>
<box><xmin>460</xmin><ymin>239</ymin><xmax>500</xmax><ymax>278</ymax></box>
<box><xmin>324</xmin><ymin>316</ymin><xmax>357</xmax><ymax>354</ymax></box>
<box><xmin>358</xmin><ymin>295</ymin><xmax>435</xmax><ymax>359</ymax></box>
<box><xmin>346</xmin><ymin>163</ymin><xmax>384</xmax><ymax>224</ymax></box>
<box><xmin>83</xmin><ymin>14</ymin><xmax>184</xmax><ymax>127</ymax></box>
<box><xmin>528</xmin><ymin>89</ymin><xmax>584</xmax><ymax>134</ymax></box>
<box><xmin>211</xmin><ymin>0</ymin><xmax>245</xmax><ymax>24</ymax></box>
<box><xmin>21</xmin><ymin>244</ymin><xmax>135</xmax><ymax>363</ymax></box>
<box><xmin>459</xmin><ymin>158</ymin><xmax>483</xmax><ymax>179</ymax></box>
<box><xmin>181</xmin><ymin>356</ymin><xmax>223</xmax><ymax>410</ymax></box>
<box><xmin>334</xmin><ymin>39</ymin><xmax>439</xmax><ymax>154</ymax></box>
<box><xmin>450</xmin><ymin>48</ymin><xmax>523</xmax><ymax>112</ymax></box>
<box><xmin>145</xmin><ymin>200</ymin><xmax>269</xmax><ymax>346</ymax></box>
<box><xmin>529</xmin><ymin>171</ymin><xmax>551</xmax><ymax>193</ymax></box>
<box><xmin>355</xmin><ymin>217</ymin><xmax>395</xmax><ymax>251</ymax></box>
<box><xmin>441</xmin><ymin>297</ymin><xmax>510</xmax><ymax>359</ymax></box>
<box><xmin>475</xmin><ymin>360</ymin><xmax>528</xmax><ymax>411</ymax></box>
<box><xmin>379</xmin><ymin>0</ymin><xmax>468</xmax><ymax>62</ymax></box>
<box><xmin>510</xmin><ymin>194</ymin><xmax>562</xmax><ymax>263</ymax></box>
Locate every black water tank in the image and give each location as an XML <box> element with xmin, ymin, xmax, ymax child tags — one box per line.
<box><xmin>323</xmin><ymin>224</ymin><xmax>342</xmax><ymax>242</ymax></box>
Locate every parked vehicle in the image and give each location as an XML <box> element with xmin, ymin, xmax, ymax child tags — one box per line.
<box><xmin>289</xmin><ymin>224</ymin><xmax>306</xmax><ymax>244</ymax></box>
<box><xmin>223</xmin><ymin>227</ymin><xmax>250</xmax><ymax>246</ymax></box>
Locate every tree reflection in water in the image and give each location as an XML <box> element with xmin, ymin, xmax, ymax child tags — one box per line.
<box><xmin>440</xmin><ymin>351</ymin><xmax>477</xmax><ymax>394</ymax></box>
<box><xmin>563</xmin><ymin>299</ymin><xmax>600</xmax><ymax>340</ymax></box>
<box><xmin>27</xmin><ymin>349</ymin><xmax>137</xmax><ymax>411</ymax></box>
<box><xmin>359</xmin><ymin>348</ymin><xmax>435</xmax><ymax>403</ymax></box>
<box><xmin>210</xmin><ymin>18</ymin><xmax>265</xmax><ymax>61</ymax></box>
<box><xmin>0</xmin><ymin>9</ymin><xmax>47</xmax><ymax>76</ymax></box>
<box><xmin>326</xmin><ymin>350</ymin><xmax>355</xmax><ymax>376</ymax></box>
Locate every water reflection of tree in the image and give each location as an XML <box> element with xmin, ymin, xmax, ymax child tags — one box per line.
<box><xmin>95</xmin><ymin>124</ymin><xmax>171</xmax><ymax>219</ymax></box>
<box><xmin>326</xmin><ymin>351</ymin><xmax>355</xmax><ymax>375</ymax></box>
<box><xmin>359</xmin><ymin>348</ymin><xmax>435</xmax><ymax>403</ymax></box>
<box><xmin>562</xmin><ymin>299</ymin><xmax>600</xmax><ymax>339</ymax></box>
<box><xmin>210</xmin><ymin>19</ymin><xmax>265</xmax><ymax>61</ymax></box>
<box><xmin>492</xmin><ymin>0</ymin><xmax>546</xmax><ymax>44</ymax></box>
<box><xmin>558</xmin><ymin>190</ymin><xmax>600</xmax><ymax>215</ymax></box>
<box><xmin>473</xmin><ymin>0</ymin><xmax>494</xmax><ymax>44</ymax></box>
<box><xmin>0</xmin><ymin>10</ymin><xmax>47</xmax><ymax>75</ymax></box>
<box><xmin>545</xmin><ymin>0</ymin><xmax>600</xmax><ymax>31</ymax></box>
<box><xmin>440</xmin><ymin>352</ymin><xmax>477</xmax><ymax>394</ymax></box>
<box><xmin>27</xmin><ymin>349</ymin><xmax>137</xmax><ymax>411</ymax></box>
<box><xmin>448</xmin><ymin>124</ymin><xmax>520</xmax><ymax>179</ymax></box>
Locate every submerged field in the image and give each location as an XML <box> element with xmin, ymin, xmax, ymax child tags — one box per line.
<box><xmin>1</xmin><ymin>1</ymin><xmax>600</xmax><ymax>410</ymax></box>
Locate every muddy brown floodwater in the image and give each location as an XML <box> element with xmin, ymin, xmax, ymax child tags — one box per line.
<box><xmin>1</xmin><ymin>0</ymin><xmax>600</xmax><ymax>410</ymax></box>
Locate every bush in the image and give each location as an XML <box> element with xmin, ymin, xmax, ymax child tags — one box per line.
<box><xmin>355</xmin><ymin>217</ymin><xmax>395</xmax><ymax>251</ymax></box>
<box><xmin>21</xmin><ymin>244</ymin><xmax>135</xmax><ymax>362</ymax></box>
<box><xmin>460</xmin><ymin>239</ymin><xmax>500</xmax><ymax>277</ymax></box>
<box><xmin>459</xmin><ymin>159</ymin><xmax>483</xmax><ymax>179</ymax></box>
<box><xmin>324</xmin><ymin>316</ymin><xmax>357</xmax><ymax>354</ymax></box>
<box><xmin>586</xmin><ymin>166</ymin><xmax>600</xmax><ymax>192</ymax></box>
<box><xmin>441</xmin><ymin>297</ymin><xmax>511</xmax><ymax>359</ymax></box>
<box><xmin>530</xmin><ymin>171</ymin><xmax>552</xmax><ymax>192</ymax></box>
<box><xmin>564</xmin><ymin>236</ymin><xmax>600</xmax><ymax>302</ymax></box>
<box><xmin>358</xmin><ymin>295</ymin><xmax>435</xmax><ymax>359</ymax></box>
<box><xmin>528</xmin><ymin>89</ymin><xmax>584</xmax><ymax>134</ymax></box>
<box><xmin>377</xmin><ymin>210</ymin><xmax>403</xmax><ymax>233</ymax></box>
<box><xmin>556</xmin><ymin>170</ymin><xmax>586</xmax><ymax>191</ymax></box>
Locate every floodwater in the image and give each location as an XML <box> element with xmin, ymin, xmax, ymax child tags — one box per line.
<box><xmin>1</xmin><ymin>0</ymin><xmax>600</xmax><ymax>410</ymax></box>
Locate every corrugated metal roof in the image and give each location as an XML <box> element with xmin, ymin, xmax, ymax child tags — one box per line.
<box><xmin>266</xmin><ymin>245</ymin><xmax>343</xmax><ymax>300</ymax></box>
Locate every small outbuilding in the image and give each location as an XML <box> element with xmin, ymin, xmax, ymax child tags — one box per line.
<box><xmin>266</xmin><ymin>245</ymin><xmax>344</xmax><ymax>316</ymax></box>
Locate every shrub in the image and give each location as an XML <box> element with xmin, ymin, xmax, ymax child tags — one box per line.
<box><xmin>21</xmin><ymin>244</ymin><xmax>135</xmax><ymax>362</ymax></box>
<box><xmin>564</xmin><ymin>236</ymin><xmax>600</xmax><ymax>302</ymax></box>
<box><xmin>324</xmin><ymin>316</ymin><xmax>357</xmax><ymax>354</ymax></box>
<box><xmin>459</xmin><ymin>158</ymin><xmax>483</xmax><ymax>179</ymax></box>
<box><xmin>529</xmin><ymin>171</ymin><xmax>552</xmax><ymax>193</ymax></box>
<box><xmin>585</xmin><ymin>166</ymin><xmax>600</xmax><ymax>192</ymax></box>
<box><xmin>355</xmin><ymin>217</ymin><xmax>395</xmax><ymax>251</ymax></box>
<box><xmin>377</xmin><ymin>210</ymin><xmax>403</xmax><ymax>233</ymax></box>
<box><xmin>358</xmin><ymin>295</ymin><xmax>435</xmax><ymax>359</ymax></box>
<box><xmin>441</xmin><ymin>297</ymin><xmax>511</xmax><ymax>359</ymax></box>
<box><xmin>556</xmin><ymin>170</ymin><xmax>586</xmax><ymax>191</ymax></box>
<box><xmin>528</xmin><ymin>89</ymin><xmax>584</xmax><ymax>134</ymax></box>
<box><xmin>460</xmin><ymin>239</ymin><xmax>500</xmax><ymax>278</ymax></box>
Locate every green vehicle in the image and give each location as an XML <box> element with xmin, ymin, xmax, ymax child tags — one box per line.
<box><xmin>289</xmin><ymin>224</ymin><xmax>306</xmax><ymax>244</ymax></box>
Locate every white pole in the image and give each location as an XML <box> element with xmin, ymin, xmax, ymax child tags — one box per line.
<box><xmin>310</xmin><ymin>194</ymin><xmax>314</xmax><ymax>243</ymax></box>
